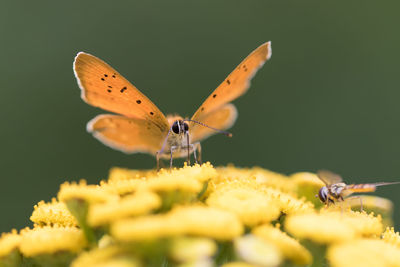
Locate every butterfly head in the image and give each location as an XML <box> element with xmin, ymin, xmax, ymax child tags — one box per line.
<box><xmin>171</xmin><ymin>120</ymin><xmax>189</xmax><ymax>135</ymax></box>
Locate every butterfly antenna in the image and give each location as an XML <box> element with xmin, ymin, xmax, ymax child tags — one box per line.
<box><xmin>184</xmin><ymin>119</ymin><xmax>233</xmax><ymax>137</ymax></box>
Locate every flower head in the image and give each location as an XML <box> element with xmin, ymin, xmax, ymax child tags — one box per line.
<box><xmin>206</xmin><ymin>186</ymin><xmax>280</xmax><ymax>227</ymax></box>
<box><xmin>234</xmin><ymin>234</ymin><xmax>282</xmax><ymax>267</ymax></box>
<box><xmin>327</xmin><ymin>238</ymin><xmax>400</xmax><ymax>267</ymax></box>
<box><xmin>0</xmin><ymin>230</ymin><xmax>21</xmax><ymax>258</ymax></box>
<box><xmin>30</xmin><ymin>198</ymin><xmax>77</xmax><ymax>227</ymax></box>
<box><xmin>285</xmin><ymin>209</ymin><xmax>383</xmax><ymax>244</ymax></box>
<box><xmin>71</xmin><ymin>245</ymin><xmax>139</xmax><ymax>267</ymax></box>
<box><xmin>382</xmin><ymin>227</ymin><xmax>400</xmax><ymax>248</ymax></box>
<box><xmin>88</xmin><ymin>191</ymin><xmax>161</xmax><ymax>227</ymax></box>
<box><xmin>252</xmin><ymin>224</ymin><xmax>312</xmax><ymax>265</ymax></box>
<box><xmin>169</xmin><ymin>237</ymin><xmax>217</xmax><ymax>263</ymax></box>
<box><xmin>111</xmin><ymin>205</ymin><xmax>243</xmax><ymax>241</ymax></box>
<box><xmin>58</xmin><ymin>180</ymin><xmax>117</xmax><ymax>204</ymax></box>
<box><xmin>216</xmin><ymin>166</ymin><xmax>295</xmax><ymax>193</ymax></box>
<box><xmin>19</xmin><ymin>226</ymin><xmax>87</xmax><ymax>257</ymax></box>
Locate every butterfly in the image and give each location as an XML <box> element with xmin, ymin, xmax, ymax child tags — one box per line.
<box><xmin>73</xmin><ymin>41</ymin><xmax>271</xmax><ymax>168</ymax></box>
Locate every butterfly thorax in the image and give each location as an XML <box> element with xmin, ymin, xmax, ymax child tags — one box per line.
<box><xmin>158</xmin><ymin>116</ymin><xmax>193</xmax><ymax>159</ymax></box>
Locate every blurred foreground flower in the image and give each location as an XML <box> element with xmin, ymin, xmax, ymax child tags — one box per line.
<box><xmin>0</xmin><ymin>163</ymin><xmax>398</xmax><ymax>267</ymax></box>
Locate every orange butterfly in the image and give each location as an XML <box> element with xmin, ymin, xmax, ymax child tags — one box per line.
<box><xmin>73</xmin><ymin>42</ymin><xmax>271</xmax><ymax>168</ymax></box>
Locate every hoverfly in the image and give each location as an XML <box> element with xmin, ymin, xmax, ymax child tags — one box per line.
<box><xmin>316</xmin><ymin>170</ymin><xmax>400</xmax><ymax>207</ymax></box>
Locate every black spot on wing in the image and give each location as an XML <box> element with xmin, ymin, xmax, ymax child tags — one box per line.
<box><xmin>213</xmin><ymin>94</ymin><xmax>217</xmax><ymax>98</ymax></box>
<box><xmin>136</xmin><ymin>100</ymin><xmax>141</xmax><ymax>104</ymax></box>
<box><xmin>107</xmin><ymin>89</ymin><xmax>112</xmax><ymax>93</ymax></box>
<box><xmin>150</xmin><ymin>112</ymin><xmax>154</xmax><ymax>115</ymax></box>
<box><xmin>108</xmin><ymin>85</ymin><xmax>112</xmax><ymax>88</ymax></box>
<box><xmin>104</xmin><ymin>74</ymin><xmax>108</xmax><ymax>77</ymax></box>
<box><xmin>101</xmin><ymin>78</ymin><xmax>105</xmax><ymax>81</ymax></box>
<box><xmin>227</xmin><ymin>79</ymin><xmax>231</xmax><ymax>85</ymax></box>
<box><xmin>120</xmin><ymin>86</ymin><xmax>127</xmax><ymax>93</ymax></box>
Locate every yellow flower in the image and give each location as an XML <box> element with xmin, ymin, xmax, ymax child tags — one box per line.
<box><xmin>262</xmin><ymin>187</ymin><xmax>314</xmax><ymax>215</ymax></box>
<box><xmin>290</xmin><ymin>172</ymin><xmax>325</xmax><ymax>206</ymax></box>
<box><xmin>0</xmin><ymin>230</ymin><xmax>21</xmax><ymax>258</ymax></box>
<box><xmin>345</xmin><ymin>195</ymin><xmax>394</xmax><ymax>227</ymax></box>
<box><xmin>71</xmin><ymin>245</ymin><xmax>140</xmax><ymax>267</ymax></box>
<box><xmin>216</xmin><ymin>166</ymin><xmax>295</xmax><ymax>193</ymax></box>
<box><xmin>221</xmin><ymin>263</ymin><xmax>260</xmax><ymax>267</ymax></box>
<box><xmin>208</xmin><ymin>175</ymin><xmax>313</xmax><ymax>217</ymax></box>
<box><xmin>234</xmin><ymin>234</ymin><xmax>282</xmax><ymax>267</ymax></box>
<box><xmin>142</xmin><ymin>163</ymin><xmax>216</xmax><ymax>193</ymax></box>
<box><xmin>252</xmin><ymin>224</ymin><xmax>312</xmax><ymax>265</ymax></box>
<box><xmin>285</xmin><ymin>209</ymin><xmax>383</xmax><ymax>244</ymax></box>
<box><xmin>206</xmin><ymin>186</ymin><xmax>280</xmax><ymax>227</ymax></box>
<box><xmin>19</xmin><ymin>226</ymin><xmax>87</xmax><ymax>257</ymax></box>
<box><xmin>30</xmin><ymin>198</ymin><xmax>77</xmax><ymax>227</ymax></box>
<box><xmin>88</xmin><ymin>191</ymin><xmax>161</xmax><ymax>227</ymax></box>
<box><xmin>382</xmin><ymin>227</ymin><xmax>400</xmax><ymax>248</ymax></box>
<box><xmin>111</xmin><ymin>205</ymin><xmax>243</xmax><ymax>241</ymax></box>
<box><xmin>108</xmin><ymin>167</ymin><xmax>156</xmax><ymax>182</ymax></box>
<box><xmin>58</xmin><ymin>180</ymin><xmax>117</xmax><ymax>204</ymax></box>
<box><xmin>327</xmin><ymin>238</ymin><xmax>400</xmax><ymax>267</ymax></box>
<box><xmin>103</xmin><ymin>163</ymin><xmax>216</xmax><ymax>196</ymax></box>
<box><xmin>169</xmin><ymin>237</ymin><xmax>217</xmax><ymax>262</ymax></box>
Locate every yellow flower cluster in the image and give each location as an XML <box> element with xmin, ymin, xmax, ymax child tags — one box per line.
<box><xmin>0</xmin><ymin>163</ymin><xmax>398</xmax><ymax>267</ymax></box>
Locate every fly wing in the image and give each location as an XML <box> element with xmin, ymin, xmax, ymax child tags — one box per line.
<box><xmin>317</xmin><ymin>170</ymin><xmax>343</xmax><ymax>185</ymax></box>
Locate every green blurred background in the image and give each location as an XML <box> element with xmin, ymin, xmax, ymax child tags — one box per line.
<box><xmin>1</xmin><ymin>0</ymin><xmax>400</xmax><ymax>232</ymax></box>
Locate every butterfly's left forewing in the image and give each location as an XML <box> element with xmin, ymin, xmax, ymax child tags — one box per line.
<box><xmin>74</xmin><ymin>52</ymin><xmax>170</xmax><ymax>133</ymax></box>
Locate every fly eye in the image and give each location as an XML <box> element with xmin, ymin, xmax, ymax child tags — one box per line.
<box><xmin>318</xmin><ymin>187</ymin><xmax>328</xmax><ymax>203</ymax></box>
<box><xmin>184</xmin><ymin>123</ymin><xmax>189</xmax><ymax>132</ymax></box>
<box><xmin>172</xmin><ymin>121</ymin><xmax>180</xmax><ymax>134</ymax></box>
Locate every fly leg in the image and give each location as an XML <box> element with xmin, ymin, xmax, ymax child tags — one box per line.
<box><xmin>345</xmin><ymin>196</ymin><xmax>364</xmax><ymax>211</ymax></box>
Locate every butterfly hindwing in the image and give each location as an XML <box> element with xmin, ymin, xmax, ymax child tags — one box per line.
<box><xmin>87</xmin><ymin>114</ymin><xmax>167</xmax><ymax>154</ymax></box>
<box><xmin>190</xmin><ymin>104</ymin><xmax>238</xmax><ymax>143</ymax></box>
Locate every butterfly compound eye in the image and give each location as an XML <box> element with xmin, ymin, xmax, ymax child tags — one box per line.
<box><xmin>172</xmin><ymin>121</ymin><xmax>180</xmax><ymax>134</ymax></box>
<box><xmin>184</xmin><ymin>122</ymin><xmax>189</xmax><ymax>132</ymax></box>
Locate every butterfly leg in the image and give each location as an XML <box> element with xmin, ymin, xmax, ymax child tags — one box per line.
<box><xmin>189</xmin><ymin>144</ymin><xmax>198</xmax><ymax>164</ymax></box>
<box><xmin>190</xmin><ymin>142</ymin><xmax>202</xmax><ymax>165</ymax></box>
<box><xmin>170</xmin><ymin>146</ymin><xmax>177</xmax><ymax>169</ymax></box>
<box><xmin>186</xmin><ymin>133</ymin><xmax>191</xmax><ymax>166</ymax></box>
<box><xmin>196</xmin><ymin>142</ymin><xmax>202</xmax><ymax>165</ymax></box>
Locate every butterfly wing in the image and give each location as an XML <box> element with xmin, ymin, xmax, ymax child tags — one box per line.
<box><xmin>190</xmin><ymin>104</ymin><xmax>238</xmax><ymax>143</ymax></box>
<box><xmin>87</xmin><ymin>114</ymin><xmax>167</xmax><ymax>154</ymax></box>
<box><xmin>190</xmin><ymin>41</ymin><xmax>271</xmax><ymax>124</ymax></box>
<box><xmin>317</xmin><ymin>170</ymin><xmax>344</xmax><ymax>186</ymax></box>
<box><xmin>74</xmin><ymin>52</ymin><xmax>170</xmax><ymax>133</ymax></box>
